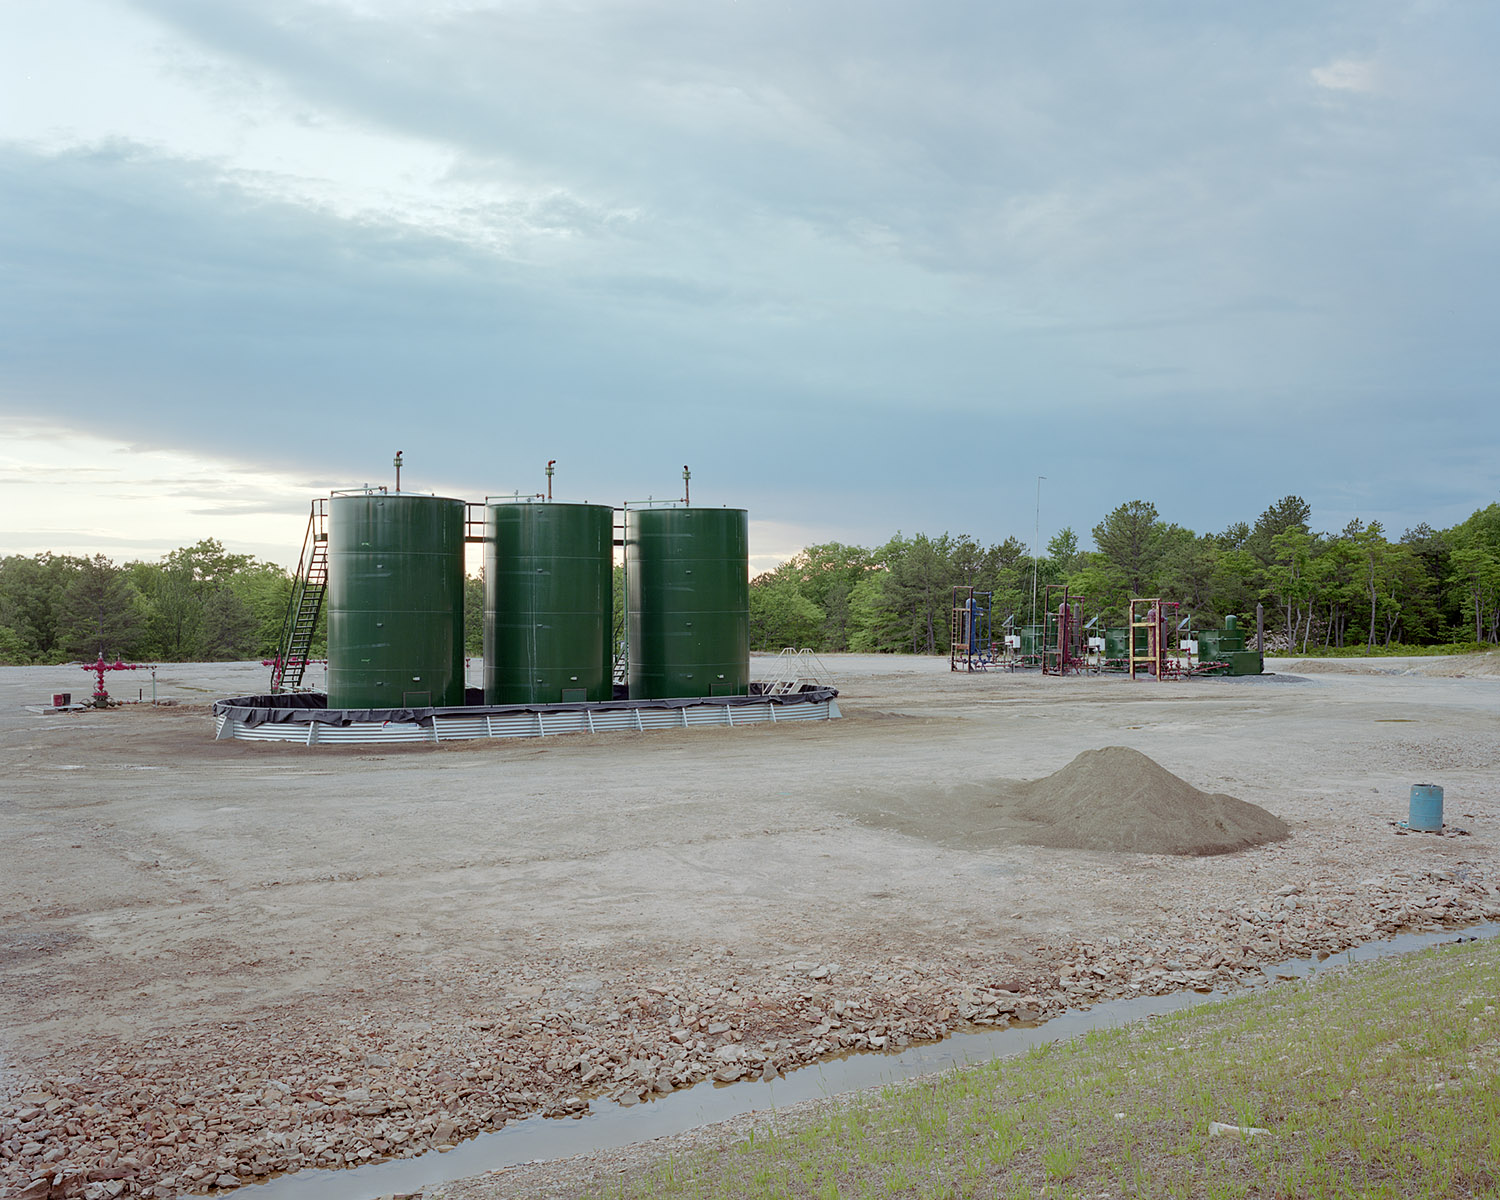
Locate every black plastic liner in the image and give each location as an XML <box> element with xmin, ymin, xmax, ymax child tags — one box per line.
<box><xmin>213</xmin><ymin>685</ymin><xmax>839</xmax><ymax>730</ymax></box>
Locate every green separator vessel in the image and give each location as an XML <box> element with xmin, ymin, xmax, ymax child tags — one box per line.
<box><xmin>327</xmin><ymin>492</ymin><xmax>466</xmax><ymax>709</ymax></box>
<box><xmin>626</xmin><ymin>507</ymin><xmax>749</xmax><ymax>699</ymax></box>
<box><xmin>1103</xmin><ymin>626</ymin><xmax>1130</xmax><ymax>667</ymax></box>
<box><xmin>1194</xmin><ymin>614</ymin><xmax>1263</xmax><ymax>676</ymax></box>
<box><xmin>484</xmin><ymin>502</ymin><xmax>614</xmax><ymax>705</ymax></box>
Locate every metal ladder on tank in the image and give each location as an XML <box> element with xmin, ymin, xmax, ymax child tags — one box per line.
<box><xmin>271</xmin><ymin>499</ymin><xmax>329</xmax><ymax>692</ymax></box>
<box><xmin>611</xmin><ymin>508</ymin><xmax>627</xmax><ymax>687</ymax></box>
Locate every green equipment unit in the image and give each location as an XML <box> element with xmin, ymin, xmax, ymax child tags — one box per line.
<box><xmin>1103</xmin><ymin>626</ymin><xmax>1129</xmax><ymax>667</ymax></box>
<box><xmin>626</xmin><ymin>507</ymin><xmax>749</xmax><ymax>699</ymax></box>
<box><xmin>327</xmin><ymin>492</ymin><xmax>466</xmax><ymax>709</ymax></box>
<box><xmin>1220</xmin><ymin>650</ymin><xmax>1263</xmax><ymax>675</ymax></box>
<box><xmin>1018</xmin><ymin>624</ymin><xmax>1043</xmax><ymax>659</ymax></box>
<box><xmin>484</xmin><ymin>502</ymin><xmax>614</xmax><ymax>705</ymax></box>
<box><xmin>1195</xmin><ymin>614</ymin><xmax>1263</xmax><ymax>676</ymax></box>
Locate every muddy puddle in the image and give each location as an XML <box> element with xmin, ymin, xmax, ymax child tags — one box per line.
<box><xmin>228</xmin><ymin>922</ymin><xmax>1500</xmax><ymax>1200</ymax></box>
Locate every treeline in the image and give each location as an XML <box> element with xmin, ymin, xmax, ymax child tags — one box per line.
<box><xmin>4</xmin><ymin>498</ymin><xmax>1497</xmax><ymax>665</ymax></box>
<box><xmin>750</xmin><ymin>498</ymin><xmax>1500</xmax><ymax>655</ymax></box>
<box><xmin>0</xmin><ymin>540</ymin><xmax>298</xmax><ymax>665</ymax></box>
<box><xmin>0</xmin><ymin>541</ymin><xmax>502</xmax><ymax>666</ymax></box>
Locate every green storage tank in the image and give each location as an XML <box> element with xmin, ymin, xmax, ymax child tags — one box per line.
<box><xmin>484</xmin><ymin>502</ymin><xmax>614</xmax><ymax>705</ymax></box>
<box><xmin>626</xmin><ymin>507</ymin><xmax>749</xmax><ymax>699</ymax></box>
<box><xmin>327</xmin><ymin>492</ymin><xmax>466</xmax><ymax>709</ymax></box>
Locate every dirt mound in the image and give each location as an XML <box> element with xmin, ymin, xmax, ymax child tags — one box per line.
<box><xmin>851</xmin><ymin>747</ymin><xmax>1290</xmax><ymax>857</ymax></box>
<box><xmin>1007</xmin><ymin>746</ymin><xmax>1288</xmax><ymax>856</ymax></box>
<box><xmin>1404</xmin><ymin>650</ymin><xmax>1500</xmax><ymax>679</ymax></box>
<box><xmin>1280</xmin><ymin>650</ymin><xmax>1500</xmax><ymax>679</ymax></box>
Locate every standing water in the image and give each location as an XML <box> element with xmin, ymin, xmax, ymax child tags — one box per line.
<box><xmin>228</xmin><ymin>923</ymin><xmax>1499</xmax><ymax>1199</ymax></box>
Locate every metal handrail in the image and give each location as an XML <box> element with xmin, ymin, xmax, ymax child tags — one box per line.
<box><xmin>759</xmin><ymin>647</ymin><xmax>838</xmax><ymax>694</ymax></box>
<box><xmin>270</xmin><ymin>499</ymin><xmax>327</xmax><ymax>692</ymax></box>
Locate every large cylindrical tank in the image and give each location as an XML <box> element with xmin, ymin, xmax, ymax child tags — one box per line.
<box><xmin>484</xmin><ymin>502</ymin><xmax>614</xmax><ymax>705</ymax></box>
<box><xmin>626</xmin><ymin>507</ymin><xmax>749</xmax><ymax>699</ymax></box>
<box><xmin>326</xmin><ymin>492</ymin><xmax>466</xmax><ymax>709</ymax></box>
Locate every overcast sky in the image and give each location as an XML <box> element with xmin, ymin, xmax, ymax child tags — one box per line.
<box><xmin>2</xmin><ymin>0</ymin><xmax>1496</xmax><ymax>571</ymax></box>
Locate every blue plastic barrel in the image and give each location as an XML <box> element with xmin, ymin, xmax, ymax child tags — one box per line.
<box><xmin>1409</xmin><ymin>784</ymin><xmax>1444</xmax><ymax>832</ymax></box>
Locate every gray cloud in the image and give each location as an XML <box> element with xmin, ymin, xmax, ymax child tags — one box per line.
<box><xmin>0</xmin><ymin>0</ymin><xmax>1495</xmax><ymax>552</ymax></box>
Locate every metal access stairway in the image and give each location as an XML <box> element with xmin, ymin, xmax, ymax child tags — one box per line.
<box><xmin>760</xmin><ymin>647</ymin><xmax>837</xmax><ymax>695</ymax></box>
<box><xmin>271</xmin><ymin>499</ymin><xmax>328</xmax><ymax>692</ymax></box>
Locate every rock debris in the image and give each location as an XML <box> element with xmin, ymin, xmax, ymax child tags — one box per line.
<box><xmin>4</xmin><ymin>867</ymin><xmax>1497</xmax><ymax>1198</ymax></box>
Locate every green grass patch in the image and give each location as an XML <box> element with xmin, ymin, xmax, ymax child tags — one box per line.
<box><xmin>591</xmin><ymin>939</ymin><xmax>1500</xmax><ymax>1199</ymax></box>
<box><xmin>1282</xmin><ymin>641</ymin><xmax>1490</xmax><ymax>659</ymax></box>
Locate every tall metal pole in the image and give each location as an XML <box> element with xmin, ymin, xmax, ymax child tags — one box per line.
<box><xmin>1030</xmin><ymin>476</ymin><xmax>1045</xmax><ymax>638</ymax></box>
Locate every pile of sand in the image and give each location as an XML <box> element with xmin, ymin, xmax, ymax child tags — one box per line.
<box><xmin>851</xmin><ymin>746</ymin><xmax>1289</xmax><ymax>857</ymax></box>
<box><xmin>1005</xmin><ymin>746</ymin><xmax>1289</xmax><ymax>856</ymax></box>
<box><xmin>1282</xmin><ymin>649</ymin><xmax>1500</xmax><ymax>679</ymax></box>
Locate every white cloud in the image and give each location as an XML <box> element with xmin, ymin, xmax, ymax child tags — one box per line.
<box><xmin>747</xmin><ymin>519</ymin><xmax>836</xmax><ymax>576</ymax></box>
<box><xmin>1</xmin><ymin>419</ymin><xmax>830</xmax><ymax>577</ymax></box>
<box><xmin>0</xmin><ymin>420</ymin><xmax>317</xmax><ymax>567</ymax></box>
<box><xmin>1311</xmin><ymin>57</ymin><xmax>1378</xmax><ymax>93</ymax></box>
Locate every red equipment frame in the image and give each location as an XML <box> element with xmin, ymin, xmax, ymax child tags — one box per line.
<box><xmin>81</xmin><ymin>652</ymin><xmax>149</xmax><ymax>704</ymax></box>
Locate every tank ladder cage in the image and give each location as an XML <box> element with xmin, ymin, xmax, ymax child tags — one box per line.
<box><xmin>612</xmin><ymin>507</ymin><xmax>627</xmax><ymax>681</ymax></box>
<box><xmin>1128</xmin><ymin>597</ymin><xmax>1182</xmax><ymax>681</ymax></box>
<box><xmin>270</xmin><ymin>498</ymin><xmax>329</xmax><ymax>693</ymax></box>
<box><xmin>760</xmin><ymin>648</ymin><xmax>838</xmax><ymax>695</ymax></box>
<box><xmin>613</xmin><ymin>500</ymin><xmax>704</xmax><ymax>683</ymax></box>
<box><xmin>949</xmin><ymin>586</ymin><xmax>999</xmax><ymax>672</ymax></box>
